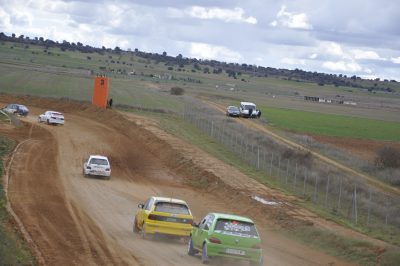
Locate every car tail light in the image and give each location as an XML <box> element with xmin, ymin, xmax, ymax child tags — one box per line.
<box><xmin>209</xmin><ymin>237</ymin><xmax>221</xmax><ymax>244</ymax></box>
<box><xmin>252</xmin><ymin>243</ymin><xmax>262</xmax><ymax>249</ymax></box>
<box><xmin>86</xmin><ymin>166</ymin><xmax>91</xmax><ymax>169</ymax></box>
<box><xmin>186</xmin><ymin>219</ymin><xmax>193</xmax><ymax>225</ymax></box>
<box><xmin>148</xmin><ymin>214</ymin><xmax>156</xmax><ymax>220</ymax></box>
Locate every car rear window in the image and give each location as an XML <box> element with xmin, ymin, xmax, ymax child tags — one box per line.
<box><xmin>90</xmin><ymin>158</ymin><xmax>109</xmax><ymax>165</ymax></box>
<box><xmin>244</xmin><ymin>105</ymin><xmax>255</xmax><ymax>110</ymax></box>
<box><xmin>228</xmin><ymin>106</ymin><xmax>239</xmax><ymax>111</ymax></box>
<box><xmin>214</xmin><ymin>219</ymin><xmax>258</xmax><ymax>237</ymax></box>
<box><xmin>51</xmin><ymin>112</ymin><xmax>63</xmax><ymax>116</ymax></box>
<box><xmin>154</xmin><ymin>202</ymin><xmax>190</xmax><ymax>214</ymax></box>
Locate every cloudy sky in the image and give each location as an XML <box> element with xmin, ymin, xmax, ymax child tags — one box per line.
<box><xmin>1</xmin><ymin>0</ymin><xmax>400</xmax><ymax>80</ymax></box>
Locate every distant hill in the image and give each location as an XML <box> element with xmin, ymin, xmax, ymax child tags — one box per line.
<box><xmin>0</xmin><ymin>32</ymin><xmax>398</xmax><ymax>95</ymax></box>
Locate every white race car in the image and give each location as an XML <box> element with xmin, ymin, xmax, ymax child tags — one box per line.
<box><xmin>38</xmin><ymin>110</ymin><xmax>65</xmax><ymax>125</ymax></box>
<box><xmin>83</xmin><ymin>155</ymin><xmax>111</xmax><ymax>179</ymax></box>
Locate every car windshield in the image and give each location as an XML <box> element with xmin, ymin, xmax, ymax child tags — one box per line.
<box><xmin>228</xmin><ymin>106</ymin><xmax>239</xmax><ymax>111</ymax></box>
<box><xmin>214</xmin><ymin>219</ymin><xmax>258</xmax><ymax>237</ymax></box>
<box><xmin>89</xmin><ymin>158</ymin><xmax>109</xmax><ymax>165</ymax></box>
<box><xmin>154</xmin><ymin>202</ymin><xmax>190</xmax><ymax>214</ymax></box>
<box><xmin>244</xmin><ymin>105</ymin><xmax>255</xmax><ymax>110</ymax></box>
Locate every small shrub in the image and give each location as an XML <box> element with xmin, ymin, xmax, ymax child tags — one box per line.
<box><xmin>170</xmin><ymin>87</ymin><xmax>184</xmax><ymax>95</ymax></box>
<box><xmin>375</xmin><ymin>146</ymin><xmax>400</xmax><ymax>168</ymax></box>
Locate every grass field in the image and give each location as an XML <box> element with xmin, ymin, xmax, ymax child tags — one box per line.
<box><xmin>0</xmin><ymin>136</ymin><xmax>35</xmax><ymax>265</ymax></box>
<box><xmin>257</xmin><ymin>105</ymin><xmax>400</xmax><ymax>141</ymax></box>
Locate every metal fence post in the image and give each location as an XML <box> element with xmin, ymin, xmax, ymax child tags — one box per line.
<box><xmin>325</xmin><ymin>175</ymin><xmax>330</xmax><ymax>207</ymax></box>
<box><xmin>367</xmin><ymin>188</ymin><xmax>371</xmax><ymax>226</ymax></box>
<box><xmin>313</xmin><ymin>175</ymin><xmax>318</xmax><ymax>203</ymax></box>
<box><xmin>293</xmin><ymin>163</ymin><xmax>298</xmax><ymax>190</ymax></box>
<box><xmin>285</xmin><ymin>159</ymin><xmax>289</xmax><ymax>184</ymax></box>
<box><xmin>337</xmin><ymin>178</ymin><xmax>342</xmax><ymax>214</ymax></box>
<box><xmin>257</xmin><ymin>146</ymin><xmax>260</xmax><ymax>169</ymax></box>
<box><xmin>303</xmin><ymin>169</ymin><xmax>307</xmax><ymax>195</ymax></box>
<box><xmin>270</xmin><ymin>152</ymin><xmax>273</xmax><ymax>176</ymax></box>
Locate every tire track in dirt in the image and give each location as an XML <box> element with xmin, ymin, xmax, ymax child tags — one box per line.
<box><xmin>1</xmin><ymin>96</ymin><xmax>355</xmax><ymax>265</ymax></box>
<box><xmin>205</xmin><ymin>100</ymin><xmax>400</xmax><ymax>196</ymax></box>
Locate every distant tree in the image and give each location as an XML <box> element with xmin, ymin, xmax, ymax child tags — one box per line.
<box><xmin>87</xmin><ymin>56</ymin><xmax>91</xmax><ymax>60</ymax></box>
<box><xmin>114</xmin><ymin>46</ymin><xmax>122</xmax><ymax>54</ymax></box>
<box><xmin>168</xmin><ymin>66</ymin><xmax>173</xmax><ymax>70</ymax></box>
<box><xmin>162</xmin><ymin>51</ymin><xmax>167</xmax><ymax>56</ymax></box>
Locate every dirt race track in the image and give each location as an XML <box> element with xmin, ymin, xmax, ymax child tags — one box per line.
<box><xmin>0</xmin><ymin>95</ymin><xmax>355</xmax><ymax>265</ymax></box>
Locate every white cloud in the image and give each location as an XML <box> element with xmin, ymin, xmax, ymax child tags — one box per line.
<box><xmin>169</xmin><ymin>6</ymin><xmax>257</xmax><ymax>24</ymax></box>
<box><xmin>270</xmin><ymin>5</ymin><xmax>312</xmax><ymax>30</ymax></box>
<box><xmin>309</xmin><ymin>53</ymin><xmax>318</xmax><ymax>59</ymax></box>
<box><xmin>351</xmin><ymin>49</ymin><xmax>386</xmax><ymax>60</ymax></box>
<box><xmin>281</xmin><ymin>57</ymin><xmax>306</xmax><ymax>65</ymax></box>
<box><xmin>322</xmin><ymin>61</ymin><xmax>362</xmax><ymax>72</ymax></box>
<box><xmin>0</xmin><ymin>7</ymin><xmax>11</xmax><ymax>28</ymax></box>
<box><xmin>390</xmin><ymin>56</ymin><xmax>400</xmax><ymax>64</ymax></box>
<box><xmin>189</xmin><ymin>42</ymin><xmax>242</xmax><ymax>62</ymax></box>
<box><xmin>321</xmin><ymin>42</ymin><xmax>345</xmax><ymax>57</ymax></box>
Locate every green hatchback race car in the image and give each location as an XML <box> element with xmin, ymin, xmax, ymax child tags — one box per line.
<box><xmin>188</xmin><ymin>213</ymin><xmax>263</xmax><ymax>265</ymax></box>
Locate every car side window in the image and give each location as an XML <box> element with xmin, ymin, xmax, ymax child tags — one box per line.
<box><xmin>199</xmin><ymin>216</ymin><xmax>208</xmax><ymax>230</ymax></box>
<box><xmin>144</xmin><ymin>198</ymin><xmax>154</xmax><ymax>211</ymax></box>
<box><xmin>204</xmin><ymin>214</ymin><xmax>214</xmax><ymax>230</ymax></box>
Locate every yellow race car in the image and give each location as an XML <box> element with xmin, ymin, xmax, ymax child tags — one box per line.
<box><xmin>133</xmin><ymin>196</ymin><xmax>193</xmax><ymax>239</ymax></box>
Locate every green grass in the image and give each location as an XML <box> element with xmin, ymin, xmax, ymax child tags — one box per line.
<box><xmin>288</xmin><ymin>226</ymin><xmax>400</xmax><ymax>266</ymax></box>
<box><xmin>258</xmin><ymin>105</ymin><xmax>400</xmax><ymax>141</ymax></box>
<box><xmin>0</xmin><ymin>136</ymin><xmax>35</xmax><ymax>265</ymax></box>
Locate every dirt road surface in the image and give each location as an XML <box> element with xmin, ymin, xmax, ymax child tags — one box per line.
<box><xmin>1</xmin><ymin>96</ymin><xmax>354</xmax><ymax>265</ymax></box>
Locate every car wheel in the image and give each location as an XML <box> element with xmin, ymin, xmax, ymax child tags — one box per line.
<box><xmin>47</xmin><ymin>119</ymin><xmax>50</xmax><ymax>125</ymax></box>
<box><xmin>201</xmin><ymin>242</ymin><xmax>209</xmax><ymax>264</ymax></box>
<box><xmin>187</xmin><ymin>238</ymin><xmax>196</xmax><ymax>256</ymax></box>
<box><xmin>133</xmin><ymin>218</ymin><xmax>139</xmax><ymax>233</ymax></box>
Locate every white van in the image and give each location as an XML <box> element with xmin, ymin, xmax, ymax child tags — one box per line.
<box><xmin>239</xmin><ymin>102</ymin><xmax>260</xmax><ymax>118</ymax></box>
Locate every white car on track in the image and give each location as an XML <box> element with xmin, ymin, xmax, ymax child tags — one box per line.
<box><xmin>38</xmin><ymin>111</ymin><xmax>65</xmax><ymax>125</ymax></box>
<box><xmin>83</xmin><ymin>155</ymin><xmax>111</xmax><ymax>179</ymax></box>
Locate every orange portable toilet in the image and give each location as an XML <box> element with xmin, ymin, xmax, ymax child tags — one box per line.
<box><xmin>92</xmin><ymin>76</ymin><xmax>109</xmax><ymax>108</ymax></box>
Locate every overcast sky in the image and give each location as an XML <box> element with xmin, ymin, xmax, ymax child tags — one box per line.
<box><xmin>1</xmin><ymin>0</ymin><xmax>400</xmax><ymax>80</ymax></box>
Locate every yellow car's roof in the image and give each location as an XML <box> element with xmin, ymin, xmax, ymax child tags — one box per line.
<box><xmin>152</xmin><ymin>196</ymin><xmax>188</xmax><ymax>205</ymax></box>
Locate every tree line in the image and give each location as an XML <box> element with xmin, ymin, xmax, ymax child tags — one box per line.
<box><xmin>0</xmin><ymin>32</ymin><xmax>397</xmax><ymax>93</ymax></box>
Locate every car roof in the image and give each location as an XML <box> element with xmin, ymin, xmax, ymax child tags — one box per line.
<box><xmin>89</xmin><ymin>155</ymin><xmax>109</xmax><ymax>160</ymax></box>
<box><xmin>209</xmin><ymin>213</ymin><xmax>254</xmax><ymax>223</ymax></box>
<box><xmin>240</xmin><ymin>102</ymin><xmax>256</xmax><ymax>106</ymax></box>
<box><xmin>47</xmin><ymin>110</ymin><xmax>63</xmax><ymax>114</ymax></box>
<box><xmin>152</xmin><ymin>196</ymin><xmax>188</xmax><ymax>205</ymax></box>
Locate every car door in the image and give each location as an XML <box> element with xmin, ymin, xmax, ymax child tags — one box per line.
<box><xmin>193</xmin><ymin>216</ymin><xmax>208</xmax><ymax>248</ymax></box>
<box><xmin>138</xmin><ymin>198</ymin><xmax>154</xmax><ymax>227</ymax></box>
<box><xmin>196</xmin><ymin>214</ymin><xmax>215</xmax><ymax>248</ymax></box>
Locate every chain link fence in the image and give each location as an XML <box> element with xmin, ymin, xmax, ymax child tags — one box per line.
<box><xmin>183</xmin><ymin>103</ymin><xmax>400</xmax><ymax>233</ymax></box>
